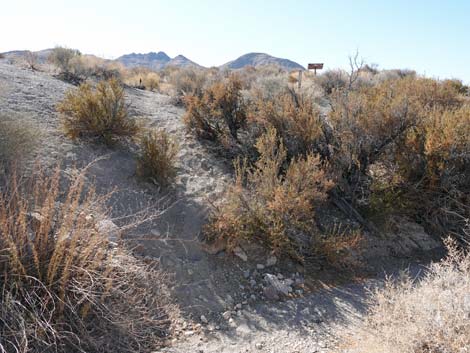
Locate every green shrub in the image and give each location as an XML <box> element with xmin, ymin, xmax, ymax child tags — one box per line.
<box><xmin>57</xmin><ymin>78</ymin><xmax>138</xmax><ymax>144</ymax></box>
<box><xmin>136</xmin><ymin>129</ymin><xmax>178</xmax><ymax>186</ymax></box>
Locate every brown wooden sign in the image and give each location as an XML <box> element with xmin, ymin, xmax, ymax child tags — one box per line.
<box><xmin>308</xmin><ymin>63</ymin><xmax>324</xmax><ymax>70</ymax></box>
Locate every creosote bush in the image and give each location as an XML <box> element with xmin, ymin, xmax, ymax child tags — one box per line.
<box><xmin>0</xmin><ymin>165</ymin><xmax>175</xmax><ymax>352</ymax></box>
<box><xmin>345</xmin><ymin>237</ymin><xmax>470</xmax><ymax>353</ymax></box>
<box><xmin>57</xmin><ymin>78</ymin><xmax>138</xmax><ymax>144</ymax></box>
<box><xmin>205</xmin><ymin>129</ymin><xmax>333</xmax><ymax>259</ymax></box>
<box><xmin>136</xmin><ymin>129</ymin><xmax>178</xmax><ymax>187</ymax></box>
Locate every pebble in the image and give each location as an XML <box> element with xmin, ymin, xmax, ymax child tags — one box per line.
<box><xmin>266</xmin><ymin>255</ymin><xmax>277</xmax><ymax>267</ymax></box>
<box><xmin>200</xmin><ymin>315</ymin><xmax>208</xmax><ymax>324</ymax></box>
<box><xmin>257</xmin><ymin>264</ymin><xmax>265</xmax><ymax>270</ymax></box>
<box><xmin>222</xmin><ymin>311</ymin><xmax>231</xmax><ymax>320</ymax></box>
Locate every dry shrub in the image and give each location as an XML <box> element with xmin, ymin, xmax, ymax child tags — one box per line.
<box><xmin>136</xmin><ymin>129</ymin><xmax>178</xmax><ymax>187</ymax></box>
<box><xmin>0</xmin><ymin>165</ymin><xmax>175</xmax><ymax>353</ymax></box>
<box><xmin>346</xmin><ymin>237</ymin><xmax>470</xmax><ymax>353</ymax></box>
<box><xmin>328</xmin><ymin>76</ymin><xmax>463</xmax><ymax>204</ymax></box>
<box><xmin>168</xmin><ymin>67</ymin><xmax>207</xmax><ymax>98</ymax></box>
<box><xmin>184</xmin><ymin>75</ymin><xmax>247</xmax><ymax>145</ymax></box>
<box><xmin>57</xmin><ymin>78</ymin><xmax>138</xmax><ymax>145</ymax></box>
<box><xmin>0</xmin><ymin>114</ymin><xmax>39</xmax><ymax>169</ymax></box>
<box><xmin>25</xmin><ymin>50</ymin><xmax>38</xmax><ymax>70</ymax></box>
<box><xmin>251</xmin><ymin>89</ymin><xmax>326</xmax><ymax>158</ymax></box>
<box><xmin>122</xmin><ymin>67</ymin><xmax>161</xmax><ymax>91</ymax></box>
<box><xmin>48</xmin><ymin>46</ymin><xmax>81</xmax><ymax>73</ymax></box>
<box><xmin>205</xmin><ymin>128</ymin><xmax>333</xmax><ymax>259</ymax></box>
<box><xmin>315</xmin><ymin>69</ymin><xmax>348</xmax><ymax>95</ymax></box>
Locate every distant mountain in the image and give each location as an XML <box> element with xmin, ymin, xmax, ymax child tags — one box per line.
<box><xmin>116</xmin><ymin>51</ymin><xmax>171</xmax><ymax>70</ymax></box>
<box><xmin>222</xmin><ymin>52</ymin><xmax>305</xmax><ymax>71</ymax></box>
<box><xmin>167</xmin><ymin>55</ymin><xmax>202</xmax><ymax>69</ymax></box>
<box><xmin>116</xmin><ymin>52</ymin><xmax>202</xmax><ymax>70</ymax></box>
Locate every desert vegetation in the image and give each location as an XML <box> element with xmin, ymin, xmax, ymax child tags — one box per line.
<box><xmin>346</xmin><ymin>237</ymin><xmax>470</xmax><ymax>353</ymax></box>
<box><xmin>205</xmin><ymin>128</ymin><xmax>334</xmax><ymax>260</ymax></box>
<box><xmin>182</xmin><ymin>59</ymin><xmax>470</xmax><ymax>261</ymax></box>
<box><xmin>57</xmin><ymin>78</ymin><xmax>138</xmax><ymax>144</ymax></box>
<box><xmin>0</xmin><ymin>165</ymin><xmax>174</xmax><ymax>353</ymax></box>
<box><xmin>0</xmin><ymin>114</ymin><xmax>39</xmax><ymax>170</ymax></box>
<box><xmin>136</xmin><ymin>128</ymin><xmax>179</xmax><ymax>186</ymax></box>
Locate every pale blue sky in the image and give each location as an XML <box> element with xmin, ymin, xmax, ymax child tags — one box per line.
<box><xmin>1</xmin><ymin>0</ymin><xmax>469</xmax><ymax>82</ymax></box>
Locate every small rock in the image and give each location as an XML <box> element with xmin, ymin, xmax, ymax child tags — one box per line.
<box><xmin>250</xmin><ymin>279</ymin><xmax>257</xmax><ymax>287</ymax></box>
<box><xmin>235</xmin><ymin>303</ymin><xmax>242</xmax><ymax>310</ymax></box>
<box><xmin>277</xmin><ymin>273</ymin><xmax>284</xmax><ymax>279</ymax></box>
<box><xmin>200</xmin><ymin>315</ymin><xmax>208</xmax><ymax>324</ymax></box>
<box><xmin>266</xmin><ymin>255</ymin><xmax>277</xmax><ymax>267</ymax></box>
<box><xmin>95</xmin><ymin>219</ymin><xmax>120</xmax><ymax>242</ymax></box>
<box><xmin>222</xmin><ymin>311</ymin><xmax>231</xmax><ymax>320</ymax></box>
<box><xmin>263</xmin><ymin>286</ymin><xmax>280</xmax><ymax>301</ymax></box>
<box><xmin>233</xmin><ymin>246</ymin><xmax>248</xmax><ymax>262</ymax></box>
<box><xmin>257</xmin><ymin>264</ymin><xmax>265</xmax><ymax>270</ymax></box>
<box><xmin>255</xmin><ymin>342</ymin><xmax>264</xmax><ymax>349</ymax></box>
<box><xmin>243</xmin><ymin>270</ymin><xmax>250</xmax><ymax>278</ymax></box>
<box><xmin>264</xmin><ymin>274</ymin><xmax>291</xmax><ymax>297</ymax></box>
<box><xmin>284</xmin><ymin>278</ymin><xmax>294</xmax><ymax>286</ymax></box>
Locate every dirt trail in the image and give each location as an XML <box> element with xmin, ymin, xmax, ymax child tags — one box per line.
<box><xmin>0</xmin><ymin>61</ymin><xmax>440</xmax><ymax>352</ymax></box>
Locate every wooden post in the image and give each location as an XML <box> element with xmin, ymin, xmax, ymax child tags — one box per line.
<box><xmin>298</xmin><ymin>70</ymin><xmax>302</xmax><ymax>89</ymax></box>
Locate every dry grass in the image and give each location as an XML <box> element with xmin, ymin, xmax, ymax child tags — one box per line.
<box><xmin>136</xmin><ymin>128</ymin><xmax>179</xmax><ymax>187</ymax></box>
<box><xmin>0</xmin><ymin>164</ymin><xmax>175</xmax><ymax>352</ymax></box>
<box><xmin>346</xmin><ymin>237</ymin><xmax>470</xmax><ymax>353</ymax></box>
<box><xmin>57</xmin><ymin>78</ymin><xmax>138</xmax><ymax>145</ymax></box>
<box><xmin>0</xmin><ymin>114</ymin><xmax>40</xmax><ymax>169</ymax></box>
<box><xmin>205</xmin><ymin>128</ymin><xmax>333</xmax><ymax>260</ymax></box>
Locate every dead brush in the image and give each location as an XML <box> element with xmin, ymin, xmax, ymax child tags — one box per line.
<box><xmin>205</xmin><ymin>128</ymin><xmax>334</xmax><ymax>259</ymax></box>
<box><xmin>57</xmin><ymin>78</ymin><xmax>139</xmax><ymax>145</ymax></box>
<box><xmin>0</xmin><ymin>164</ymin><xmax>175</xmax><ymax>353</ymax></box>
<box><xmin>344</xmin><ymin>237</ymin><xmax>470</xmax><ymax>353</ymax></box>
<box><xmin>136</xmin><ymin>128</ymin><xmax>178</xmax><ymax>187</ymax></box>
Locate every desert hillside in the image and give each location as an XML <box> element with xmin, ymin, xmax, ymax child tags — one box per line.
<box><xmin>0</xmin><ymin>48</ymin><xmax>468</xmax><ymax>353</ymax></box>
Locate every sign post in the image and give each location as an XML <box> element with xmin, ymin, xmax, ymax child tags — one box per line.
<box><xmin>308</xmin><ymin>63</ymin><xmax>324</xmax><ymax>75</ymax></box>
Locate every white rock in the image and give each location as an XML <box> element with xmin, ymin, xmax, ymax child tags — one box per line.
<box><xmin>233</xmin><ymin>246</ymin><xmax>248</xmax><ymax>262</ymax></box>
<box><xmin>257</xmin><ymin>264</ymin><xmax>265</xmax><ymax>270</ymax></box>
<box><xmin>200</xmin><ymin>315</ymin><xmax>208</xmax><ymax>324</ymax></box>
